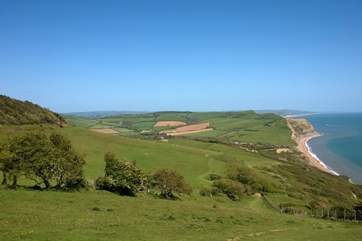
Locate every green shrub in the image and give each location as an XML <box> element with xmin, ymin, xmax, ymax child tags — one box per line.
<box><xmin>207</xmin><ymin>173</ymin><xmax>222</xmax><ymax>181</ymax></box>
<box><xmin>151</xmin><ymin>169</ymin><xmax>192</xmax><ymax>199</ymax></box>
<box><xmin>199</xmin><ymin>186</ymin><xmax>220</xmax><ymax>197</ymax></box>
<box><xmin>213</xmin><ymin>179</ymin><xmax>246</xmax><ymax>201</ymax></box>
<box><xmin>96</xmin><ymin>152</ymin><xmax>146</xmax><ymax>196</ymax></box>
<box><xmin>95</xmin><ymin>176</ymin><xmax>113</xmax><ymax>191</ymax></box>
<box><xmin>227</xmin><ymin>165</ymin><xmax>279</xmax><ymax>194</ymax></box>
<box><xmin>227</xmin><ymin>165</ymin><xmax>255</xmax><ymax>185</ymax></box>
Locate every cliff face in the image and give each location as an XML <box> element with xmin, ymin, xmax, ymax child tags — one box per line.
<box><xmin>0</xmin><ymin>95</ymin><xmax>66</xmax><ymax>126</ymax></box>
<box><xmin>287</xmin><ymin>118</ymin><xmax>319</xmax><ymax>142</ymax></box>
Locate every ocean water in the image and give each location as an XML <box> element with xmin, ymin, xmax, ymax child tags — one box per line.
<box><xmin>306</xmin><ymin>113</ymin><xmax>362</xmax><ymax>184</ymax></box>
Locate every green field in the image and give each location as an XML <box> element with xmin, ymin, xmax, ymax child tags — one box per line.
<box><xmin>65</xmin><ymin>111</ymin><xmax>294</xmax><ymax>146</ymax></box>
<box><xmin>1</xmin><ymin>112</ymin><xmax>362</xmax><ymax>241</ymax></box>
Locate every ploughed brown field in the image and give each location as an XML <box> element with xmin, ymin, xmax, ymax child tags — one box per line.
<box><xmin>175</xmin><ymin>122</ymin><xmax>210</xmax><ymax>132</ymax></box>
<box><xmin>161</xmin><ymin>122</ymin><xmax>213</xmax><ymax>136</ymax></box>
<box><xmin>154</xmin><ymin>121</ymin><xmax>187</xmax><ymax>127</ymax></box>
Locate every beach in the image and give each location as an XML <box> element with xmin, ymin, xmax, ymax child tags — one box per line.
<box><xmin>287</xmin><ymin>117</ymin><xmax>339</xmax><ymax>176</ymax></box>
<box><xmin>298</xmin><ymin>134</ymin><xmax>339</xmax><ymax>176</ymax></box>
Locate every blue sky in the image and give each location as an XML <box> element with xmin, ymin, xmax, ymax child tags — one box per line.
<box><xmin>1</xmin><ymin>0</ymin><xmax>362</xmax><ymax>113</ymax></box>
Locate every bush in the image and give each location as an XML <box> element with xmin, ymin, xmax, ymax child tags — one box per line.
<box><xmin>227</xmin><ymin>165</ymin><xmax>255</xmax><ymax>185</ymax></box>
<box><xmin>95</xmin><ymin>176</ymin><xmax>113</xmax><ymax>191</ymax></box>
<box><xmin>227</xmin><ymin>165</ymin><xmax>279</xmax><ymax>193</ymax></box>
<box><xmin>213</xmin><ymin>179</ymin><xmax>246</xmax><ymax>201</ymax></box>
<box><xmin>207</xmin><ymin>173</ymin><xmax>222</xmax><ymax>181</ymax></box>
<box><xmin>151</xmin><ymin>169</ymin><xmax>192</xmax><ymax>199</ymax></box>
<box><xmin>95</xmin><ymin>152</ymin><xmax>146</xmax><ymax>196</ymax></box>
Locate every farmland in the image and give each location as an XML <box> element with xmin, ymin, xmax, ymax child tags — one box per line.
<box><xmin>66</xmin><ymin>111</ymin><xmax>294</xmax><ymax>146</ymax></box>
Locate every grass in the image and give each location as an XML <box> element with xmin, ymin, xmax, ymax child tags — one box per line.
<box><xmin>1</xmin><ymin>122</ymin><xmax>362</xmax><ymax>241</ymax></box>
<box><xmin>0</xmin><ymin>125</ymin><xmax>276</xmax><ymax>189</ymax></box>
<box><xmin>1</xmin><ymin>188</ymin><xmax>362</xmax><ymax>241</ymax></box>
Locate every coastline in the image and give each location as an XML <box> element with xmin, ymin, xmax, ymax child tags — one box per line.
<box><xmin>299</xmin><ymin>134</ymin><xmax>340</xmax><ymax>176</ymax></box>
<box><xmin>287</xmin><ymin>118</ymin><xmax>339</xmax><ymax>176</ymax></box>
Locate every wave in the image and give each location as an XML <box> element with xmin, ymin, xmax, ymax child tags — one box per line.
<box><xmin>305</xmin><ymin>140</ymin><xmax>340</xmax><ymax>176</ymax></box>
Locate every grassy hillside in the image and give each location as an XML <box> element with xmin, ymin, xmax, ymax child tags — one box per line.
<box><xmin>0</xmin><ymin>95</ymin><xmax>66</xmax><ymax>126</ymax></box>
<box><xmin>1</xmin><ymin>125</ymin><xmax>361</xmax><ymax>210</ymax></box>
<box><xmin>1</xmin><ymin>189</ymin><xmax>362</xmax><ymax>241</ymax></box>
<box><xmin>1</xmin><ymin>109</ymin><xmax>362</xmax><ymax>240</ymax></box>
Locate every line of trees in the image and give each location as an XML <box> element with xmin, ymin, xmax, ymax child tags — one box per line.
<box><xmin>96</xmin><ymin>152</ymin><xmax>192</xmax><ymax>199</ymax></box>
<box><xmin>0</xmin><ymin>132</ymin><xmax>192</xmax><ymax>200</ymax></box>
<box><xmin>0</xmin><ymin>132</ymin><xmax>86</xmax><ymax>190</ymax></box>
<box><xmin>279</xmin><ymin>205</ymin><xmax>362</xmax><ymax>222</ymax></box>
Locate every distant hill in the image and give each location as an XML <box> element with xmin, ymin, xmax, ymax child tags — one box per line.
<box><xmin>0</xmin><ymin>95</ymin><xmax>66</xmax><ymax>126</ymax></box>
<box><xmin>256</xmin><ymin>109</ymin><xmax>316</xmax><ymax>117</ymax></box>
<box><xmin>64</xmin><ymin>111</ymin><xmax>148</xmax><ymax>118</ymax></box>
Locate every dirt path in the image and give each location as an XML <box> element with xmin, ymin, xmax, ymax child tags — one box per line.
<box><xmin>91</xmin><ymin>128</ymin><xmax>118</xmax><ymax>134</ymax></box>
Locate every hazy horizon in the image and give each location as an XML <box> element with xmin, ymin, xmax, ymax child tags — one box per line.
<box><xmin>1</xmin><ymin>0</ymin><xmax>362</xmax><ymax>113</ymax></box>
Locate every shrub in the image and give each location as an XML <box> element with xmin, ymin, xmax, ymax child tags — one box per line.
<box><xmin>96</xmin><ymin>152</ymin><xmax>146</xmax><ymax>196</ymax></box>
<box><xmin>207</xmin><ymin>173</ymin><xmax>222</xmax><ymax>181</ymax></box>
<box><xmin>213</xmin><ymin>179</ymin><xmax>246</xmax><ymax>201</ymax></box>
<box><xmin>151</xmin><ymin>169</ymin><xmax>192</xmax><ymax>199</ymax></box>
<box><xmin>227</xmin><ymin>165</ymin><xmax>255</xmax><ymax>185</ymax></box>
<box><xmin>199</xmin><ymin>186</ymin><xmax>220</xmax><ymax>197</ymax></box>
<box><xmin>95</xmin><ymin>176</ymin><xmax>113</xmax><ymax>191</ymax></box>
<box><xmin>227</xmin><ymin>165</ymin><xmax>279</xmax><ymax>193</ymax></box>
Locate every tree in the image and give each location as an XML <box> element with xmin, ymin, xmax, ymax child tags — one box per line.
<box><xmin>1</xmin><ymin>132</ymin><xmax>85</xmax><ymax>190</ymax></box>
<box><xmin>49</xmin><ymin>133</ymin><xmax>86</xmax><ymax>190</ymax></box>
<box><xmin>0</xmin><ymin>144</ymin><xmax>13</xmax><ymax>185</ymax></box>
<box><xmin>151</xmin><ymin>169</ymin><xmax>192</xmax><ymax>199</ymax></box>
<box><xmin>95</xmin><ymin>152</ymin><xmax>146</xmax><ymax>196</ymax></box>
<box><xmin>8</xmin><ymin>132</ymin><xmax>53</xmax><ymax>188</ymax></box>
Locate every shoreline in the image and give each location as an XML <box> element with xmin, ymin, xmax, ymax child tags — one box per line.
<box><xmin>298</xmin><ymin>133</ymin><xmax>339</xmax><ymax>176</ymax></box>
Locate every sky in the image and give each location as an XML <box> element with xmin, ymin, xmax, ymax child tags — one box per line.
<box><xmin>1</xmin><ymin>0</ymin><xmax>362</xmax><ymax>113</ymax></box>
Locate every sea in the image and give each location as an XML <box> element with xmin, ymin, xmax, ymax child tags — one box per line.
<box><xmin>306</xmin><ymin>113</ymin><xmax>362</xmax><ymax>184</ymax></box>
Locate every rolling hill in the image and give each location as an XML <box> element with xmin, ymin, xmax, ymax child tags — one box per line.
<box><xmin>0</xmin><ymin>95</ymin><xmax>66</xmax><ymax>126</ymax></box>
<box><xmin>0</xmin><ymin>96</ymin><xmax>362</xmax><ymax>241</ymax></box>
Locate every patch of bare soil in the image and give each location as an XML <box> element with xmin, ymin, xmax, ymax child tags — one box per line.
<box><xmin>154</xmin><ymin>121</ymin><xmax>187</xmax><ymax>128</ymax></box>
<box><xmin>162</xmin><ymin>122</ymin><xmax>213</xmax><ymax>136</ymax></box>
<box><xmin>174</xmin><ymin>122</ymin><xmax>210</xmax><ymax>132</ymax></box>
<box><xmin>276</xmin><ymin>148</ymin><xmax>291</xmax><ymax>154</ymax></box>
